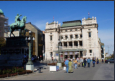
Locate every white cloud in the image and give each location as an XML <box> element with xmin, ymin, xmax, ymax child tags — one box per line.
<box><xmin>98</xmin><ymin>29</ymin><xmax>114</xmax><ymax>54</ymax></box>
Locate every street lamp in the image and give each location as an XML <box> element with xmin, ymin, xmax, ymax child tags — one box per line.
<box><xmin>57</xmin><ymin>24</ymin><xmax>62</xmax><ymax>68</ymax></box>
<box><xmin>25</xmin><ymin>30</ymin><xmax>35</xmax><ymax>71</ymax></box>
<box><xmin>58</xmin><ymin>39</ymin><xmax>61</xmax><ymax>63</ymax></box>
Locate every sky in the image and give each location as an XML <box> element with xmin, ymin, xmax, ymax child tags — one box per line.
<box><xmin>0</xmin><ymin>1</ymin><xmax>114</xmax><ymax>55</ymax></box>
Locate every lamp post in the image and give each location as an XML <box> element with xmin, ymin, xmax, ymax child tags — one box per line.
<box><xmin>25</xmin><ymin>31</ymin><xmax>35</xmax><ymax>71</ymax></box>
<box><xmin>57</xmin><ymin>24</ymin><xmax>62</xmax><ymax>68</ymax></box>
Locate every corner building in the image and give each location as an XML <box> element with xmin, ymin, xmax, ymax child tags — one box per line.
<box><xmin>45</xmin><ymin>17</ymin><xmax>103</xmax><ymax>61</ymax></box>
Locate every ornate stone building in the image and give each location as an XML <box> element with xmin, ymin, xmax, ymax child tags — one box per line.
<box><xmin>45</xmin><ymin>17</ymin><xmax>105</xmax><ymax>61</ymax></box>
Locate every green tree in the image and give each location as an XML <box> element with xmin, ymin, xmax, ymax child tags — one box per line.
<box><xmin>0</xmin><ymin>37</ymin><xmax>6</xmax><ymax>54</ymax></box>
<box><xmin>111</xmin><ymin>54</ymin><xmax>114</xmax><ymax>58</ymax></box>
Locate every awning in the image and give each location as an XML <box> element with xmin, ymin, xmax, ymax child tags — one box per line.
<box><xmin>53</xmin><ymin>49</ymin><xmax>86</xmax><ymax>52</ymax></box>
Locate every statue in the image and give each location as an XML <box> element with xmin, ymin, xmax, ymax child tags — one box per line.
<box><xmin>10</xmin><ymin>14</ymin><xmax>27</xmax><ymax>37</ymax></box>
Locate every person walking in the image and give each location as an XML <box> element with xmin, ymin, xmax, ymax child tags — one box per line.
<box><xmin>64</xmin><ymin>58</ymin><xmax>69</xmax><ymax>73</ymax></box>
<box><xmin>87</xmin><ymin>57</ymin><xmax>91</xmax><ymax>67</ymax></box>
<box><xmin>102</xmin><ymin>59</ymin><xmax>104</xmax><ymax>63</ymax></box>
<box><xmin>97</xmin><ymin>58</ymin><xmax>99</xmax><ymax>64</ymax></box>
<box><xmin>84</xmin><ymin>58</ymin><xmax>86</xmax><ymax>68</ymax></box>
<box><xmin>80</xmin><ymin>57</ymin><xmax>83</xmax><ymax>67</ymax></box>
<box><xmin>92</xmin><ymin>58</ymin><xmax>95</xmax><ymax>67</ymax></box>
<box><xmin>68</xmin><ymin>59</ymin><xmax>73</xmax><ymax>73</ymax></box>
<box><xmin>73</xmin><ymin>59</ymin><xmax>78</xmax><ymax>69</ymax></box>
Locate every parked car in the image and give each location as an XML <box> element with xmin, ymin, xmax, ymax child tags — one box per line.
<box><xmin>105</xmin><ymin>58</ymin><xmax>114</xmax><ymax>63</ymax></box>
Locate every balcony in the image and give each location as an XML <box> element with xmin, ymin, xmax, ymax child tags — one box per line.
<box><xmin>62</xmin><ymin>46</ymin><xmax>83</xmax><ymax>49</ymax></box>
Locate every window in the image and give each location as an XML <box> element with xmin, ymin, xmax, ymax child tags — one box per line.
<box><xmin>70</xmin><ymin>35</ymin><xmax>73</xmax><ymax>39</ymax></box>
<box><xmin>70</xmin><ymin>29</ymin><xmax>72</xmax><ymax>31</ymax></box>
<box><xmin>50</xmin><ymin>36</ymin><xmax>52</xmax><ymax>41</ymax></box>
<box><xmin>50</xmin><ymin>32</ymin><xmax>52</xmax><ymax>34</ymax></box>
<box><xmin>88</xmin><ymin>29</ymin><xmax>90</xmax><ymax>30</ymax></box>
<box><xmin>65</xmin><ymin>35</ymin><xmax>68</xmax><ymax>39</ymax></box>
<box><xmin>88</xmin><ymin>32</ymin><xmax>91</xmax><ymax>37</ymax></box>
<box><xmin>61</xmin><ymin>36</ymin><xmax>63</xmax><ymax>39</ymax></box>
<box><xmin>89</xmin><ymin>50</ymin><xmax>92</xmax><ymax>53</ymax></box>
<box><xmin>75</xmin><ymin>29</ymin><xmax>77</xmax><ymax>31</ymax></box>
<box><xmin>50</xmin><ymin>52</ymin><xmax>53</xmax><ymax>57</ymax></box>
<box><xmin>75</xmin><ymin>35</ymin><xmax>78</xmax><ymax>38</ymax></box>
<box><xmin>80</xmin><ymin>34</ymin><xmax>82</xmax><ymax>38</ymax></box>
<box><xmin>65</xmin><ymin>30</ymin><xmax>67</xmax><ymax>32</ymax></box>
<box><xmin>90</xmin><ymin>54</ymin><xmax>92</xmax><ymax>56</ymax></box>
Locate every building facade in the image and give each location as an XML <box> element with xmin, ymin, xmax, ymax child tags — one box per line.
<box><xmin>0</xmin><ymin>9</ymin><xmax>9</xmax><ymax>38</ymax></box>
<box><xmin>45</xmin><ymin>17</ymin><xmax>104</xmax><ymax>61</ymax></box>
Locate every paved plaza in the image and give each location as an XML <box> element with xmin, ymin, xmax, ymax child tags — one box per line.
<box><xmin>0</xmin><ymin>62</ymin><xmax>114</xmax><ymax>80</ymax></box>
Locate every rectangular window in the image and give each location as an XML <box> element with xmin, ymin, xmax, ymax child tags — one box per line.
<box><xmin>70</xmin><ymin>29</ymin><xmax>72</xmax><ymax>31</ymax></box>
<box><xmin>75</xmin><ymin>29</ymin><xmax>77</xmax><ymax>31</ymax></box>
<box><xmin>89</xmin><ymin>32</ymin><xmax>91</xmax><ymax>37</ymax></box>
<box><xmin>80</xmin><ymin>34</ymin><xmax>82</xmax><ymax>38</ymax></box>
<box><xmin>65</xmin><ymin>35</ymin><xmax>68</xmax><ymax>39</ymax></box>
<box><xmin>61</xmin><ymin>36</ymin><xmax>63</xmax><ymax>39</ymax></box>
<box><xmin>70</xmin><ymin>35</ymin><xmax>73</xmax><ymax>39</ymax></box>
<box><xmin>50</xmin><ymin>36</ymin><xmax>52</xmax><ymax>41</ymax></box>
<box><xmin>65</xmin><ymin>30</ymin><xmax>67</xmax><ymax>32</ymax></box>
<box><xmin>75</xmin><ymin>35</ymin><xmax>78</xmax><ymax>38</ymax></box>
<box><xmin>89</xmin><ymin>50</ymin><xmax>92</xmax><ymax>53</ymax></box>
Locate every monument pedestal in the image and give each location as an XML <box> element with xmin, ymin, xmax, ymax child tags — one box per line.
<box><xmin>0</xmin><ymin>36</ymin><xmax>28</xmax><ymax>67</ymax></box>
<box><xmin>26</xmin><ymin>64</ymin><xmax>34</xmax><ymax>72</ymax></box>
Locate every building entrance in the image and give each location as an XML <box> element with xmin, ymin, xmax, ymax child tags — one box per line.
<box><xmin>64</xmin><ymin>55</ymin><xmax>68</xmax><ymax>59</ymax></box>
<box><xmin>70</xmin><ymin>55</ymin><xmax>73</xmax><ymax>59</ymax></box>
<box><xmin>75</xmin><ymin>55</ymin><xmax>78</xmax><ymax>59</ymax></box>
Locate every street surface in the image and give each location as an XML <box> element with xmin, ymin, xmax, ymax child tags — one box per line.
<box><xmin>0</xmin><ymin>62</ymin><xmax>114</xmax><ymax>80</ymax></box>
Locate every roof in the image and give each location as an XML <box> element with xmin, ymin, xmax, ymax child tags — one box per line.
<box><xmin>61</xmin><ymin>20</ymin><xmax>81</xmax><ymax>28</ymax></box>
<box><xmin>0</xmin><ymin>9</ymin><xmax>4</xmax><ymax>15</ymax></box>
<box><xmin>27</xmin><ymin>22</ymin><xmax>42</xmax><ymax>32</ymax></box>
<box><xmin>48</xmin><ymin>21</ymin><xmax>58</xmax><ymax>25</ymax></box>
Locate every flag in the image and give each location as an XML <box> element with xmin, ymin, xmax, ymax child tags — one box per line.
<box><xmin>53</xmin><ymin>16</ymin><xmax>54</xmax><ymax>20</ymax></box>
<box><xmin>88</xmin><ymin>12</ymin><xmax>90</xmax><ymax>15</ymax></box>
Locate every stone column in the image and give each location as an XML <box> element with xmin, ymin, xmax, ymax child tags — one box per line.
<box><xmin>72</xmin><ymin>41</ymin><xmax>74</xmax><ymax>48</ymax></box>
<box><xmin>78</xmin><ymin>51</ymin><xmax>80</xmax><ymax>58</ymax></box>
<box><xmin>67</xmin><ymin>42</ymin><xmax>69</xmax><ymax>47</ymax></box>
<box><xmin>62</xmin><ymin>42</ymin><xmax>64</xmax><ymax>47</ymax></box>
<box><xmin>73</xmin><ymin>34</ymin><xmax>75</xmax><ymax>39</ymax></box>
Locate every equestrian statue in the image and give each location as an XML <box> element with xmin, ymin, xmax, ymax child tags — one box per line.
<box><xmin>10</xmin><ymin>14</ymin><xmax>27</xmax><ymax>37</ymax></box>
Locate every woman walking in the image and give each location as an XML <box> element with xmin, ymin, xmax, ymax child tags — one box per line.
<box><xmin>92</xmin><ymin>58</ymin><xmax>96</xmax><ymax>67</ymax></box>
<box><xmin>84</xmin><ymin>58</ymin><xmax>86</xmax><ymax>68</ymax></box>
<box><xmin>73</xmin><ymin>59</ymin><xmax>78</xmax><ymax>69</ymax></box>
<box><xmin>68</xmin><ymin>59</ymin><xmax>73</xmax><ymax>73</ymax></box>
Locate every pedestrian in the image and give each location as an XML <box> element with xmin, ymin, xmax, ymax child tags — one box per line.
<box><xmin>80</xmin><ymin>57</ymin><xmax>83</xmax><ymax>67</ymax></box>
<box><xmin>64</xmin><ymin>58</ymin><xmax>69</xmax><ymax>73</ymax></box>
<box><xmin>52</xmin><ymin>57</ymin><xmax>53</xmax><ymax>61</ymax></box>
<box><xmin>68</xmin><ymin>59</ymin><xmax>73</xmax><ymax>73</ymax></box>
<box><xmin>73</xmin><ymin>58</ymin><xmax>78</xmax><ymax>69</ymax></box>
<box><xmin>102</xmin><ymin>59</ymin><xmax>104</xmax><ymax>63</ymax></box>
<box><xmin>87</xmin><ymin>57</ymin><xmax>91</xmax><ymax>67</ymax></box>
<box><xmin>83</xmin><ymin>58</ymin><xmax>86</xmax><ymax>68</ymax></box>
<box><xmin>96</xmin><ymin>58</ymin><xmax>99</xmax><ymax>64</ymax></box>
<box><xmin>92</xmin><ymin>58</ymin><xmax>95</xmax><ymax>67</ymax></box>
<box><xmin>77</xmin><ymin>57</ymin><xmax>81</xmax><ymax>67</ymax></box>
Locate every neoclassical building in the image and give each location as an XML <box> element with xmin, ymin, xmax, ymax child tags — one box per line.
<box><xmin>45</xmin><ymin>17</ymin><xmax>105</xmax><ymax>61</ymax></box>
